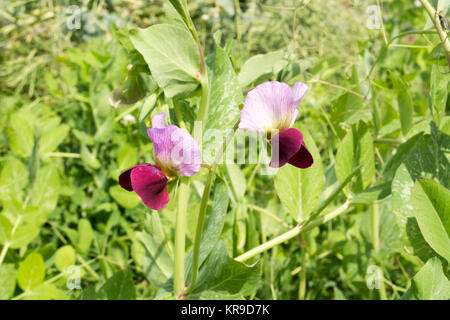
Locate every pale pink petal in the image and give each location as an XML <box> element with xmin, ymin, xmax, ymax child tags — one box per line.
<box><xmin>147</xmin><ymin>113</ymin><xmax>201</xmax><ymax>177</ymax></box>
<box><xmin>239</xmin><ymin>81</ymin><xmax>300</xmax><ymax>134</ymax></box>
<box><xmin>292</xmin><ymin>82</ymin><xmax>309</xmax><ymax>106</ymax></box>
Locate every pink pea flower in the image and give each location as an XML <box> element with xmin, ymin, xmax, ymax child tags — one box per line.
<box><xmin>119</xmin><ymin>113</ymin><xmax>201</xmax><ymax>210</ymax></box>
<box><xmin>239</xmin><ymin>81</ymin><xmax>313</xmax><ymax>169</ymax></box>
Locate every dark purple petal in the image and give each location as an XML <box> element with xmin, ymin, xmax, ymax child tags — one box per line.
<box><xmin>270</xmin><ymin>128</ymin><xmax>303</xmax><ymax>168</ymax></box>
<box><xmin>288</xmin><ymin>143</ymin><xmax>314</xmax><ymax>169</ymax></box>
<box><xmin>130</xmin><ymin>164</ymin><xmax>169</xmax><ymax>210</ymax></box>
<box><xmin>119</xmin><ymin>166</ymin><xmax>138</xmax><ymax>191</ymax></box>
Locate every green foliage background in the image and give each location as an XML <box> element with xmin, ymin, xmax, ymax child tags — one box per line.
<box><xmin>0</xmin><ymin>0</ymin><xmax>449</xmax><ymax>300</ymax></box>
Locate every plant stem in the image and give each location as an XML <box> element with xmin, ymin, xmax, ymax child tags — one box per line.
<box><xmin>0</xmin><ymin>243</ymin><xmax>10</xmax><ymax>266</ymax></box>
<box><xmin>298</xmin><ymin>242</ymin><xmax>307</xmax><ymax>300</ymax></box>
<box><xmin>174</xmin><ymin>177</ymin><xmax>189</xmax><ymax>298</ymax></box>
<box><xmin>247</xmin><ymin>204</ymin><xmax>290</xmax><ymax>229</ymax></box>
<box><xmin>187</xmin><ymin>121</ymin><xmax>239</xmax><ymax>294</ymax></box>
<box><xmin>419</xmin><ymin>0</ymin><xmax>450</xmax><ymax>68</ymax></box>
<box><xmin>235</xmin><ymin>201</ymin><xmax>351</xmax><ymax>263</ymax></box>
<box><xmin>371</xmin><ymin>201</ymin><xmax>380</xmax><ymax>250</ymax></box>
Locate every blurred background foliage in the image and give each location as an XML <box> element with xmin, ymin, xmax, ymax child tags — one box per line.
<box><xmin>0</xmin><ymin>0</ymin><xmax>449</xmax><ymax>300</ymax></box>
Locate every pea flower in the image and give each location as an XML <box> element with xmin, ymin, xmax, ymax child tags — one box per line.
<box><xmin>119</xmin><ymin>113</ymin><xmax>201</xmax><ymax>210</ymax></box>
<box><xmin>239</xmin><ymin>81</ymin><xmax>313</xmax><ymax>169</ymax></box>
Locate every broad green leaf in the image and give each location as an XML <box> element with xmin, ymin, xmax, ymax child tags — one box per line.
<box><xmin>39</xmin><ymin>124</ymin><xmax>70</xmax><ymax>157</ymax></box>
<box><xmin>203</xmin><ymin>36</ymin><xmax>243</xmax><ymax>164</ymax></box>
<box><xmin>335</xmin><ymin>122</ymin><xmax>375</xmax><ymax>195</ymax></box>
<box><xmin>116</xmin><ymin>145</ymin><xmax>138</xmax><ymax>173</ymax></box>
<box><xmin>77</xmin><ymin>219</ymin><xmax>93</xmax><ymax>254</ymax></box>
<box><xmin>18</xmin><ymin>252</ymin><xmax>45</xmax><ymax>291</ymax></box>
<box><xmin>238</xmin><ymin>51</ymin><xmax>287</xmax><ymax>88</ymax></box>
<box><xmin>412</xmin><ymin>180</ymin><xmax>450</xmax><ymax>261</ymax></box>
<box><xmin>402</xmin><ymin>257</ymin><xmax>450</xmax><ymax>300</ymax></box>
<box><xmin>0</xmin><ymin>205</ymin><xmax>42</xmax><ymax>248</ymax></box>
<box><xmin>0</xmin><ymin>264</ymin><xmax>17</xmax><ymax>299</ymax></box>
<box><xmin>383</xmin><ymin>133</ymin><xmax>423</xmax><ymax>180</ymax></box>
<box><xmin>136</xmin><ymin>231</ymin><xmax>173</xmax><ymax>287</ymax></box>
<box><xmin>30</xmin><ymin>165</ymin><xmax>60</xmax><ymax>218</ymax></box>
<box><xmin>330</xmin><ymin>92</ymin><xmax>364</xmax><ymax>138</ymax></box>
<box><xmin>130</xmin><ymin>24</ymin><xmax>201</xmax><ymax>98</ymax></box>
<box><xmin>275</xmin><ymin>125</ymin><xmax>324</xmax><ymax>221</ymax></box>
<box><xmin>22</xmin><ymin>283</ymin><xmax>67</xmax><ymax>300</ymax></box>
<box><xmin>0</xmin><ymin>157</ymin><xmax>28</xmax><ymax>204</ymax></box>
<box><xmin>54</xmin><ymin>245</ymin><xmax>76</xmax><ymax>272</ymax></box>
<box><xmin>6</xmin><ymin>109</ymin><xmax>35</xmax><ymax>158</ymax></box>
<box><xmin>191</xmin><ymin>241</ymin><xmax>258</xmax><ymax>298</ymax></box>
<box><xmin>97</xmin><ymin>271</ymin><xmax>136</xmax><ymax>300</ymax></box>
<box><xmin>109</xmin><ymin>185</ymin><xmax>141</xmax><ymax>209</ymax></box>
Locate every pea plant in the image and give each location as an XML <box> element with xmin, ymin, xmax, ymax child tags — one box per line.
<box><xmin>0</xmin><ymin>0</ymin><xmax>449</xmax><ymax>300</ymax></box>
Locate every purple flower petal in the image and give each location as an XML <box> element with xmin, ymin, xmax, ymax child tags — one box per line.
<box><xmin>119</xmin><ymin>164</ymin><xmax>169</xmax><ymax>210</ymax></box>
<box><xmin>292</xmin><ymin>82</ymin><xmax>309</xmax><ymax>106</ymax></box>
<box><xmin>239</xmin><ymin>81</ymin><xmax>307</xmax><ymax>134</ymax></box>
<box><xmin>129</xmin><ymin>164</ymin><xmax>169</xmax><ymax>210</ymax></box>
<box><xmin>147</xmin><ymin>113</ymin><xmax>201</xmax><ymax>177</ymax></box>
<box><xmin>288</xmin><ymin>143</ymin><xmax>314</xmax><ymax>169</ymax></box>
<box><xmin>270</xmin><ymin>128</ymin><xmax>303</xmax><ymax>168</ymax></box>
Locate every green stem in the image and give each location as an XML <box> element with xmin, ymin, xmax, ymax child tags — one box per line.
<box><xmin>187</xmin><ymin>121</ymin><xmax>239</xmax><ymax>294</ymax></box>
<box><xmin>298</xmin><ymin>242</ymin><xmax>307</xmax><ymax>300</ymax></box>
<box><xmin>174</xmin><ymin>177</ymin><xmax>189</xmax><ymax>298</ymax></box>
<box><xmin>419</xmin><ymin>0</ymin><xmax>450</xmax><ymax>68</ymax></box>
<box><xmin>0</xmin><ymin>243</ymin><xmax>10</xmax><ymax>266</ymax></box>
<box><xmin>235</xmin><ymin>201</ymin><xmax>351</xmax><ymax>263</ymax></box>
<box><xmin>196</xmin><ymin>80</ymin><xmax>210</xmax><ymax>134</ymax></box>
<box><xmin>371</xmin><ymin>201</ymin><xmax>380</xmax><ymax>250</ymax></box>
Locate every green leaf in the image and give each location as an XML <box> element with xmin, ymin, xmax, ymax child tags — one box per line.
<box><xmin>116</xmin><ymin>145</ymin><xmax>138</xmax><ymax>173</ymax></box>
<box><xmin>17</xmin><ymin>252</ymin><xmax>45</xmax><ymax>291</ymax></box>
<box><xmin>335</xmin><ymin>122</ymin><xmax>375</xmax><ymax>195</ymax></box>
<box><xmin>402</xmin><ymin>257</ymin><xmax>450</xmax><ymax>300</ymax></box>
<box><xmin>138</xmin><ymin>93</ymin><xmax>157</xmax><ymax>136</ymax></box>
<box><xmin>109</xmin><ymin>185</ymin><xmax>141</xmax><ymax>209</ymax></box>
<box><xmin>22</xmin><ymin>283</ymin><xmax>67</xmax><ymax>300</ymax></box>
<box><xmin>191</xmin><ymin>241</ymin><xmax>258</xmax><ymax>298</ymax></box>
<box><xmin>6</xmin><ymin>109</ymin><xmax>35</xmax><ymax>158</ymax></box>
<box><xmin>390</xmin><ymin>72</ymin><xmax>413</xmax><ymax>135</ymax></box>
<box><xmin>430</xmin><ymin>65</ymin><xmax>449</xmax><ymax>126</ymax></box>
<box><xmin>109</xmin><ymin>66</ymin><xmax>149</xmax><ymax>108</ymax></box>
<box><xmin>54</xmin><ymin>245</ymin><xmax>76</xmax><ymax>273</ymax></box>
<box><xmin>77</xmin><ymin>219</ymin><xmax>93</xmax><ymax>254</ymax></box>
<box><xmin>30</xmin><ymin>164</ymin><xmax>60</xmax><ymax>218</ymax></box>
<box><xmin>136</xmin><ymin>230</ymin><xmax>173</xmax><ymax>287</ymax></box>
<box><xmin>0</xmin><ymin>157</ymin><xmax>28</xmax><ymax>204</ymax></box>
<box><xmin>0</xmin><ymin>204</ymin><xmax>43</xmax><ymax>249</ymax></box>
<box><xmin>97</xmin><ymin>271</ymin><xmax>136</xmax><ymax>300</ymax></box>
<box><xmin>130</xmin><ymin>24</ymin><xmax>201</xmax><ymax>98</ymax></box>
<box><xmin>186</xmin><ymin>179</ymin><xmax>229</xmax><ymax>277</ymax></box>
<box><xmin>39</xmin><ymin>124</ymin><xmax>70</xmax><ymax>157</ymax></box>
<box><xmin>275</xmin><ymin>125</ymin><xmax>324</xmax><ymax>221</ymax></box>
<box><xmin>225</xmin><ymin>164</ymin><xmax>246</xmax><ymax>201</ymax></box>
<box><xmin>237</xmin><ymin>51</ymin><xmax>287</xmax><ymax>88</ymax></box>
<box><xmin>80</xmin><ymin>144</ymin><xmax>101</xmax><ymax>170</ymax></box>
<box><xmin>203</xmin><ymin>36</ymin><xmax>243</xmax><ymax>164</ymax></box>
<box><xmin>0</xmin><ymin>264</ymin><xmax>17</xmax><ymax>299</ymax></box>
<box><xmin>412</xmin><ymin>179</ymin><xmax>450</xmax><ymax>261</ymax></box>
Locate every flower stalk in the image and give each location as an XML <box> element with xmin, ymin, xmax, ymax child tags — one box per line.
<box><xmin>174</xmin><ymin>176</ymin><xmax>189</xmax><ymax>297</ymax></box>
<box><xmin>235</xmin><ymin>200</ymin><xmax>351</xmax><ymax>263</ymax></box>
